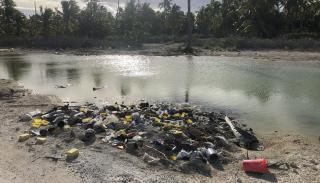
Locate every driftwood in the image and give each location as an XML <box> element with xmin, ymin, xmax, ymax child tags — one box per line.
<box><xmin>225</xmin><ymin>116</ymin><xmax>261</xmax><ymax>150</ymax></box>
<box><xmin>225</xmin><ymin>116</ymin><xmax>241</xmax><ymax>139</ymax></box>
<box><xmin>32</xmin><ymin>156</ymin><xmax>62</xmax><ymax>162</ymax></box>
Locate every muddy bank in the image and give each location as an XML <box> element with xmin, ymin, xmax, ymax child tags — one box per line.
<box><xmin>0</xmin><ymin>79</ymin><xmax>319</xmax><ymax>183</ymax></box>
<box><xmin>1</xmin><ymin>44</ymin><xmax>320</xmax><ymax>61</ymax></box>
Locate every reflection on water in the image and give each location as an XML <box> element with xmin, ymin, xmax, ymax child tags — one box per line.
<box><xmin>67</xmin><ymin>68</ymin><xmax>80</xmax><ymax>83</ymax></box>
<box><xmin>3</xmin><ymin>56</ymin><xmax>31</xmax><ymax>80</ymax></box>
<box><xmin>0</xmin><ymin>53</ymin><xmax>320</xmax><ymax>138</ymax></box>
<box><xmin>46</xmin><ymin>62</ymin><xmax>59</xmax><ymax>80</ymax></box>
<box><xmin>185</xmin><ymin>56</ymin><xmax>194</xmax><ymax>103</ymax></box>
<box><xmin>120</xmin><ymin>78</ymin><xmax>130</xmax><ymax>97</ymax></box>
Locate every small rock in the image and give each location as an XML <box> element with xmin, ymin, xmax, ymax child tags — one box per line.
<box><xmin>292</xmin><ymin>169</ymin><xmax>299</xmax><ymax>174</ymax></box>
<box><xmin>180</xmin><ymin>159</ymin><xmax>212</xmax><ymax>176</ymax></box>
<box><xmin>64</xmin><ymin>130</ymin><xmax>76</xmax><ymax>143</ymax></box>
<box><xmin>293</xmin><ymin>139</ymin><xmax>301</xmax><ymax>144</ymax></box>
<box><xmin>310</xmin><ymin>160</ymin><xmax>318</xmax><ymax>165</ymax></box>
<box><xmin>302</xmin><ymin>164</ymin><xmax>309</xmax><ymax>168</ymax></box>
<box><xmin>236</xmin><ymin>178</ymin><xmax>243</xmax><ymax>183</ymax></box>
<box><xmin>55</xmin><ymin>144</ymin><xmax>62</xmax><ymax>149</ymax></box>
<box><xmin>279</xmin><ymin>164</ymin><xmax>289</xmax><ymax>170</ymax></box>
<box><xmin>85</xmin><ymin>128</ymin><xmax>95</xmax><ymax>139</ymax></box>
<box><xmin>290</xmin><ymin>162</ymin><xmax>299</xmax><ymax>169</ymax></box>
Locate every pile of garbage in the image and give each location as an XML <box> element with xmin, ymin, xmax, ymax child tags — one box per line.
<box><xmin>18</xmin><ymin>101</ymin><xmax>263</xmax><ymax>175</ymax></box>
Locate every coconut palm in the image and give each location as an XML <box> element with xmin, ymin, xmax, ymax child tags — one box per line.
<box><xmin>186</xmin><ymin>0</ymin><xmax>192</xmax><ymax>50</ymax></box>
<box><xmin>58</xmin><ymin>0</ymin><xmax>80</xmax><ymax>35</ymax></box>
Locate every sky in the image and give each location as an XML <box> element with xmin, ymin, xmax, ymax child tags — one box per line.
<box><xmin>15</xmin><ymin>0</ymin><xmax>211</xmax><ymax>16</ymax></box>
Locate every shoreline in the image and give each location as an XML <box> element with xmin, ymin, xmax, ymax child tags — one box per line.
<box><xmin>1</xmin><ymin>44</ymin><xmax>320</xmax><ymax>61</ymax></box>
<box><xmin>0</xmin><ymin>79</ymin><xmax>319</xmax><ymax>182</ymax></box>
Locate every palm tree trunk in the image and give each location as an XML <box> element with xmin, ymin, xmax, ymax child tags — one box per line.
<box><xmin>186</xmin><ymin>0</ymin><xmax>192</xmax><ymax>51</ymax></box>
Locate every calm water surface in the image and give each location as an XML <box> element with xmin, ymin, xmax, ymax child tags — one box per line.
<box><xmin>0</xmin><ymin>53</ymin><xmax>319</xmax><ymax>138</ymax></box>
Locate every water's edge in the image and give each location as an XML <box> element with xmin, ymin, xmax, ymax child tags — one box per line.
<box><xmin>1</xmin><ymin>53</ymin><xmax>320</xmax><ymax>139</ymax></box>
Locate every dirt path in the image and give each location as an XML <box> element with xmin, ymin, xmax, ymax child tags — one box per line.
<box><xmin>0</xmin><ymin>79</ymin><xmax>319</xmax><ymax>183</ymax></box>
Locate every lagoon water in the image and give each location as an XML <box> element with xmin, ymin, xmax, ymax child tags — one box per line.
<box><xmin>1</xmin><ymin>53</ymin><xmax>320</xmax><ymax>138</ymax></box>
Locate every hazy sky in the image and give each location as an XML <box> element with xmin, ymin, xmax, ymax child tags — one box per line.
<box><xmin>15</xmin><ymin>0</ymin><xmax>211</xmax><ymax>16</ymax></box>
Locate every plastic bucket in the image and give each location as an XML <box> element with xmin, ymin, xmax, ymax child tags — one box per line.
<box><xmin>243</xmin><ymin>159</ymin><xmax>268</xmax><ymax>174</ymax></box>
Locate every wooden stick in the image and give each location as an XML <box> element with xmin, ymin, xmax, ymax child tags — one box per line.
<box><xmin>225</xmin><ymin>116</ymin><xmax>241</xmax><ymax>139</ymax></box>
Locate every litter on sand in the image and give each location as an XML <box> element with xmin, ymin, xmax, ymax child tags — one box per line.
<box><xmin>19</xmin><ymin>101</ymin><xmax>265</xmax><ymax>175</ymax></box>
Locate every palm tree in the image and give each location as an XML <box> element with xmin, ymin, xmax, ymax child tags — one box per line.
<box><xmin>58</xmin><ymin>0</ymin><xmax>80</xmax><ymax>35</ymax></box>
<box><xmin>159</xmin><ymin>0</ymin><xmax>172</xmax><ymax>13</ymax></box>
<box><xmin>1</xmin><ymin>0</ymin><xmax>18</xmax><ymax>35</ymax></box>
<box><xmin>281</xmin><ymin>0</ymin><xmax>308</xmax><ymax>30</ymax></box>
<box><xmin>186</xmin><ymin>0</ymin><xmax>193</xmax><ymax>52</ymax></box>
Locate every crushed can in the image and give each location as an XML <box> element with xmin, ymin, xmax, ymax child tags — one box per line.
<box><xmin>243</xmin><ymin>159</ymin><xmax>268</xmax><ymax>174</ymax></box>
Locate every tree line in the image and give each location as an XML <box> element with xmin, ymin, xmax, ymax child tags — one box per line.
<box><xmin>0</xmin><ymin>0</ymin><xmax>320</xmax><ymax>46</ymax></box>
<box><xmin>197</xmin><ymin>0</ymin><xmax>320</xmax><ymax>38</ymax></box>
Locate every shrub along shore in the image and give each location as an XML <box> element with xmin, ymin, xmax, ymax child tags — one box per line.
<box><xmin>1</xmin><ymin>0</ymin><xmax>320</xmax><ymax>50</ymax></box>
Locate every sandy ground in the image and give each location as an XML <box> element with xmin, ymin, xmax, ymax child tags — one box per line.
<box><xmin>1</xmin><ymin>44</ymin><xmax>320</xmax><ymax>61</ymax></box>
<box><xmin>0</xmin><ymin>79</ymin><xmax>81</xmax><ymax>183</ymax></box>
<box><xmin>140</xmin><ymin>43</ymin><xmax>320</xmax><ymax>62</ymax></box>
<box><xmin>0</xmin><ymin>79</ymin><xmax>319</xmax><ymax>183</ymax></box>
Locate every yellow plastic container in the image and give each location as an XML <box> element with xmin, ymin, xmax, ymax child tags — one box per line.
<box><xmin>125</xmin><ymin>115</ymin><xmax>133</xmax><ymax>122</ymax></box>
<box><xmin>173</xmin><ymin>113</ymin><xmax>181</xmax><ymax>118</ymax></box>
<box><xmin>66</xmin><ymin>148</ymin><xmax>79</xmax><ymax>160</ymax></box>
<box><xmin>82</xmin><ymin>118</ymin><xmax>93</xmax><ymax>123</ymax></box>
<box><xmin>170</xmin><ymin>154</ymin><xmax>177</xmax><ymax>161</ymax></box>
<box><xmin>79</xmin><ymin>107</ymin><xmax>87</xmax><ymax>113</ymax></box>
<box><xmin>162</xmin><ymin>113</ymin><xmax>169</xmax><ymax>119</ymax></box>
<box><xmin>170</xmin><ymin>130</ymin><xmax>183</xmax><ymax>136</ymax></box>
<box><xmin>31</xmin><ymin>119</ymin><xmax>49</xmax><ymax>128</ymax></box>
<box><xmin>155</xmin><ymin>117</ymin><xmax>161</xmax><ymax>123</ymax></box>
<box><xmin>100</xmin><ymin>112</ymin><xmax>107</xmax><ymax>116</ymax></box>
<box><xmin>181</xmin><ymin>112</ymin><xmax>187</xmax><ymax>118</ymax></box>
<box><xmin>63</xmin><ymin>125</ymin><xmax>71</xmax><ymax>131</ymax></box>
<box><xmin>186</xmin><ymin>119</ymin><xmax>193</xmax><ymax>124</ymax></box>
<box><xmin>18</xmin><ymin>134</ymin><xmax>30</xmax><ymax>142</ymax></box>
<box><xmin>36</xmin><ymin>137</ymin><xmax>47</xmax><ymax>145</ymax></box>
<box><xmin>116</xmin><ymin>129</ymin><xmax>126</xmax><ymax>137</ymax></box>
